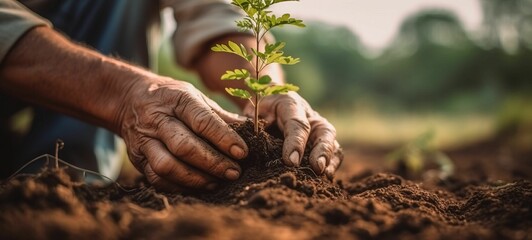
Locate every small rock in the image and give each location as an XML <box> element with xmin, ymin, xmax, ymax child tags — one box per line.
<box><xmin>299</xmin><ymin>183</ymin><xmax>316</xmax><ymax>197</ymax></box>
<box><xmin>279</xmin><ymin>172</ymin><xmax>297</xmax><ymax>189</ymax></box>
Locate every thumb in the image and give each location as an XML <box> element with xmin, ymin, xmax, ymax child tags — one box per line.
<box><xmin>202</xmin><ymin>94</ymin><xmax>247</xmax><ymax>124</ymax></box>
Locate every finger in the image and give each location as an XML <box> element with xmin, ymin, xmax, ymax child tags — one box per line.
<box><xmin>275</xmin><ymin>98</ymin><xmax>311</xmax><ymax>167</ymax></box>
<box><xmin>202</xmin><ymin>95</ymin><xmax>247</xmax><ymax>124</ymax></box>
<box><xmin>143</xmin><ymin>163</ymin><xmax>184</xmax><ymax>193</ymax></box>
<box><xmin>156</xmin><ymin>117</ymin><xmax>242</xmax><ymax>181</ymax></box>
<box><xmin>174</xmin><ymin>93</ymin><xmax>247</xmax><ymax>160</ymax></box>
<box><xmin>141</xmin><ymin>138</ymin><xmax>216</xmax><ymax>189</ymax></box>
<box><xmin>309</xmin><ymin>142</ymin><xmax>333</xmax><ymax>175</ymax></box>
<box><xmin>308</xmin><ymin>116</ymin><xmax>337</xmax><ymax>174</ymax></box>
<box><xmin>243</xmin><ymin>101</ymin><xmax>254</xmax><ymax>117</ymax></box>
<box><xmin>325</xmin><ymin>141</ymin><xmax>342</xmax><ymax>180</ymax></box>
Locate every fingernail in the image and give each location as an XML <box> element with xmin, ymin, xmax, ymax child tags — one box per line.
<box><xmin>317</xmin><ymin>156</ymin><xmax>326</xmax><ymax>173</ymax></box>
<box><xmin>224</xmin><ymin>168</ymin><xmax>240</xmax><ymax>180</ymax></box>
<box><xmin>206</xmin><ymin>183</ymin><xmax>218</xmax><ymax>191</ymax></box>
<box><xmin>230</xmin><ymin>145</ymin><xmax>245</xmax><ymax>159</ymax></box>
<box><xmin>236</xmin><ymin>114</ymin><xmax>248</xmax><ymax>121</ymax></box>
<box><xmin>289</xmin><ymin>151</ymin><xmax>300</xmax><ymax>167</ymax></box>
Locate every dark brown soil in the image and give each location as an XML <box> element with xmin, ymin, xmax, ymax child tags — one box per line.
<box><xmin>0</xmin><ymin>121</ymin><xmax>530</xmax><ymax>240</ymax></box>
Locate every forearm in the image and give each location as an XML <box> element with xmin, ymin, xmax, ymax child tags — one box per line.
<box><xmin>193</xmin><ymin>34</ymin><xmax>285</xmax><ymax>109</ymax></box>
<box><xmin>0</xmin><ymin>26</ymin><xmax>151</xmax><ymax>134</ymax></box>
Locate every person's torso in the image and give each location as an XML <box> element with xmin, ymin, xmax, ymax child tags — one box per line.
<box><xmin>19</xmin><ymin>0</ymin><xmax>161</xmax><ymax>67</ymax></box>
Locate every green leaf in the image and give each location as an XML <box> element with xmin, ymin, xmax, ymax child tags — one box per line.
<box><xmin>273</xmin><ymin>0</ymin><xmax>299</xmax><ymax>3</ymax></box>
<box><xmin>264</xmin><ymin>13</ymin><xmax>305</xmax><ymax>30</ymax></box>
<box><xmin>252</xmin><ymin>48</ymin><xmax>266</xmax><ymax>60</ymax></box>
<box><xmin>225</xmin><ymin>88</ymin><xmax>251</xmax><ymax>99</ymax></box>
<box><xmin>231</xmin><ymin>0</ymin><xmax>249</xmax><ymax>5</ymax></box>
<box><xmin>266</xmin><ymin>52</ymin><xmax>283</xmax><ymax>63</ymax></box>
<box><xmin>211</xmin><ymin>41</ymin><xmax>252</xmax><ymax>61</ymax></box>
<box><xmin>224</xmin><ymin>0</ymin><xmax>305</xmax><ymax>102</ymax></box>
<box><xmin>231</xmin><ymin>0</ymin><xmax>251</xmax><ymax>12</ymax></box>
<box><xmin>405</xmin><ymin>148</ymin><xmax>423</xmax><ymax>174</ymax></box>
<box><xmin>245</xmin><ymin>78</ymin><xmax>269</xmax><ymax>92</ymax></box>
<box><xmin>275</xmin><ymin>56</ymin><xmax>300</xmax><ymax>65</ymax></box>
<box><xmin>241</xmin><ymin>5</ymin><xmax>257</xmax><ymax>16</ymax></box>
<box><xmin>221</xmin><ymin>69</ymin><xmax>250</xmax><ymax>80</ymax></box>
<box><xmin>263</xmin><ymin>53</ymin><xmax>299</xmax><ymax>65</ymax></box>
<box><xmin>258</xmin><ymin>75</ymin><xmax>272</xmax><ymax>84</ymax></box>
<box><xmin>236</xmin><ymin>0</ymin><xmax>266</xmax><ymax>12</ymax></box>
<box><xmin>265</xmin><ymin>42</ymin><xmax>285</xmax><ymax>54</ymax></box>
<box><xmin>228</xmin><ymin>41</ymin><xmax>249</xmax><ymax>60</ymax></box>
<box><xmin>264</xmin><ymin>83</ymin><xmax>299</xmax><ymax>96</ymax></box>
<box><xmin>236</xmin><ymin>18</ymin><xmax>254</xmax><ymax>31</ymax></box>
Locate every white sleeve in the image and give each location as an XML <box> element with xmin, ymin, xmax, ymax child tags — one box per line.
<box><xmin>162</xmin><ymin>0</ymin><xmax>250</xmax><ymax>68</ymax></box>
<box><xmin>0</xmin><ymin>0</ymin><xmax>51</xmax><ymax>63</ymax></box>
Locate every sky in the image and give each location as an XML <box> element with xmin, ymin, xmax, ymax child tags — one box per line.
<box><xmin>269</xmin><ymin>0</ymin><xmax>483</xmax><ymax>50</ymax></box>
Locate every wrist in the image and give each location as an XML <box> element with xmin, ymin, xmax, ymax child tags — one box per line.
<box><xmin>97</xmin><ymin>57</ymin><xmax>160</xmax><ymax>135</ymax></box>
<box><xmin>0</xmin><ymin>26</ymin><xmax>159</xmax><ymax>136</ymax></box>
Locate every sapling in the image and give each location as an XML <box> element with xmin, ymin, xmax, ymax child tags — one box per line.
<box><xmin>211</xmin><ymin>0</ymin><xmax>305</xmax><ymax>135</ymax></box>
<box><xmin>387</xmin><ymin>130</ymin><xmax>454</xmax><ymax>179</ymax></box>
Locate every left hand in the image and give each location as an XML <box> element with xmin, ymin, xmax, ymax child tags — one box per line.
<box><xmin>243</xmin><ymin>92</ymin><xmax>342</xmax><ymax>179</ymax></box>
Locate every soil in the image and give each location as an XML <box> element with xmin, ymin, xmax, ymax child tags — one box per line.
<box><xmin>0</xmin><ymin>120</ymin><xmax>531</xmax><ymax>240</ymax></box>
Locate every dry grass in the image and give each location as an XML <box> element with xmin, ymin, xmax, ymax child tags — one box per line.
<box><xmin>323</xmin><ymin>109</ymin><xmax>497</xmax><ymax>150</ymax></box>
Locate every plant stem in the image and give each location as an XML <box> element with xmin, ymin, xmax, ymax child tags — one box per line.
<box><xmin>254</xmin><ymin>93</ymin><xmax>259</xmax><ymax>135</ymax></box>
<box><xmin>254</xmin><ymin>22</ymin><xmax>261</xmax><ymax>136</ymax></box>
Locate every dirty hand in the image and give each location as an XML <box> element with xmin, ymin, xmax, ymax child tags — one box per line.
<box><xmin>243</xmin><ymin>92</ymin><xmax>342</xmax><ymax>179</ymax></box>
<box><xmin>118</xmin><ymin>76</ymin><xmax>248</xmax><ymax>192</ymax></box>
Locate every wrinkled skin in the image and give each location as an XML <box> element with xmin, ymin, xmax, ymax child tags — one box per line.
<box><xmin>120</xmin><ymin>78</ymin><xmax>249</xmax><ymax>192</ymax></box>
<box><xmin>0</xmin><ymin>24</ymin><xmax>341</xmax><ymax>193</ymax></box>
<box><xmin>119</xmin><ymin>77</ymin><xmax>342</xmax><ymax>192</ymax></box>
<box><xmin>244</xmin><ymin>92</ymin><xmax>342</xmax><ymax>179</ymax></box>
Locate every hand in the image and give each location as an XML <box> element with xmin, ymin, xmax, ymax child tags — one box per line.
<box><xmin>0</xmin><ymin>26</ymin><xmax>248</xmax><ymax>192</ymax></box>
<box><xmin>243</xmin><ymin>92</ymin><xmax>342</xmax><ymax>179</ymax></box>
<box><xmin>118</xmin><ymin>76</ymin><xmax>248</xmax><ymax>192</ymax></box>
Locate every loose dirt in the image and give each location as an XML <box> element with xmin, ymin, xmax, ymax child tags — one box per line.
<box><xmin>0</xmin><ymin>121</ymin><xmax>530</xmax><ymax>239</ymax></box>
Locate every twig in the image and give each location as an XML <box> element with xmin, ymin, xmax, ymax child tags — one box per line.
<box><xmin>6</xmin><ymin>153</ymin><xmax>136</xmax><ymax>193</ymax></box>
<box><xmin>265</xmin><ymin>158</ymin><xmax>282</xmax><ymax>168</ymax></box>
<box><xmin>153</xmin><ymin>192</ymin><xmax>171</xmax><ymax>210</ymax></box>
<box><xmin>55</xmin><ymin>139</ymin><xmax>64</xmax><ymax>169</ymax></box>
<box><xmin>296</xmin><ymin>166</ymin><xmax>319</xmax><ymax>178</ymax></box>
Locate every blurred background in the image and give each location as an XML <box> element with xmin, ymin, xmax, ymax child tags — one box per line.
<box><xmin>157</xmin><ymin>0</ymin><xmax>532</xmax><ymax>152</ymax></box>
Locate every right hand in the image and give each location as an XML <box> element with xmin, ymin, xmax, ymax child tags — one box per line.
<box><xmin>243</xmin><ymin>92</ymin><xmax>342</xmax><ymax>179</ymax></box>
<box><xmin>117</xmin><ymin>76</ymin><xmax>248</xmax><ymax>192</ymax></box>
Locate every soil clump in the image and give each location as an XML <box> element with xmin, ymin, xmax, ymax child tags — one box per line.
<box><xmin>0</xmin><ymin>121</ymin><xmax>530</xmax><ymax>239</ymax></box>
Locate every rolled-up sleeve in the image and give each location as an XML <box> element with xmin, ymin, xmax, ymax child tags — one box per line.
<box><xmin>162</xmin><ymin>0</ymin><xmax>250</xmax><ymax>68</ymax></box>
<box><xmin>0</xmin><ymin>0</ymin><xmax>51</xmax><ymax>63</ymax></box>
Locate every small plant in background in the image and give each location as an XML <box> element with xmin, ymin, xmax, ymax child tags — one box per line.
<box><xmin>387</xmin><ymin>130</ymin><xmax>454</xmax><ymax>180</ymax></box>
<box><xmin>212</xmin><ymin>0</ymin><xmax>304</xmax><ymax>135</ymax></box>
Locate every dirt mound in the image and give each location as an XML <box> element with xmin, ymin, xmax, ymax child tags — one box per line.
<box><xmin>0</xmin><ymin>121</ymin><xmax>530</xmax><ymax>239</ymax></box>
<box><xmin>1</xmin><ymin>167</ymin><xmax>530</xmax><ymax>239</ymax></box>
